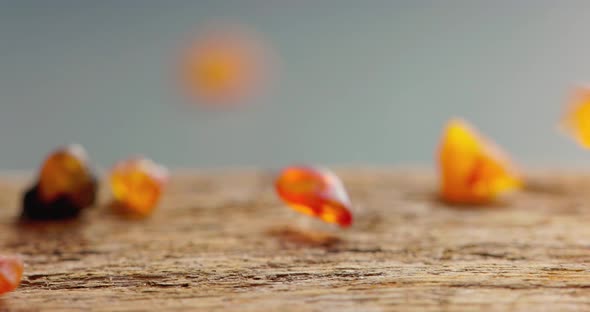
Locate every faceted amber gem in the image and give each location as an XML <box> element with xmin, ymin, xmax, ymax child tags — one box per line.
<box><xmin>110</xmin><ymin>157</ymin><xmax>168</xmax><ymax>216</ymax></box>
<box><xmin>560</xmin><ymin>86</ymin><xmax>590</xmax><ymax>148</ymax></box>
<box><xmin>0</xmin><ymin>256</ymin><xmax>23</xmax><ymax>295</ymax></box>
<box><xmin>275</xmin><ymin>166</ymin><xmax>353</xmax><ymax>228</ymax></box>
<box><xmin>22</xmin><ymin>144</ymin><xmax>97</xmax><ymax>220</ymax></box>
<box><xmin>438</xmin><ymin>119</ymin><xmax>521</xmax><ymax>204</ymax></box>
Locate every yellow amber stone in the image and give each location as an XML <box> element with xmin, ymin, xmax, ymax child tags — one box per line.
<box><xmin>560</xmin><ymin>86</ymin><xmax>590</xmax><ymax>148</ymax></box>
<box><xmin>0</xmin><ymin>255</ymin><xmax>23</xmax><ymax>295</ymax></box>
<box><xmin>275</xmin><ymin>166</ymin><xmax>353</xmax><ymax>227</ymax></box>
<box><xmin>38</xmin><ymin>144</ymin><xmax>95</xmax><ymax>207</ymax></box>
<box><xmin>438</xmin><ymin>119</ymin><xmax>521</xmax><ymax>204</ymax></box>
<box><xmin>110</xmin><ymin>157</ymin><xmax>168</xmax><ymax>216</ymax></box>
<box><xmin>192</xmin><ymin>50</ymin><xmax>245</xmax><ymax>98</ymax></box>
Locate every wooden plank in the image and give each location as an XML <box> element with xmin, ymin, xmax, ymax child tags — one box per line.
<box><xmin>1</xmin><ymin>169</ymin><xmax>590</xmax><ymax>311</ymax></box>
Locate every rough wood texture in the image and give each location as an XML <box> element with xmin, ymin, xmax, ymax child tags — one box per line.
<box><xmin>2</xmin><ymin>169</ymin><xmax>590</xmax><ymax>311</ymax></box>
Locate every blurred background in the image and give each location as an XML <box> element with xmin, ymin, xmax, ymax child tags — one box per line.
<box><xmin>1</xmin><ymin>0</ymin><xmax>589</xmax><ymax>170</ymax></box>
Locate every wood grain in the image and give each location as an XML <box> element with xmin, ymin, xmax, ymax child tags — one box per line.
<box><xmin>1</xmin><ymin>169</ymin><xmax>590</xmax><ymax>311</ymax></box>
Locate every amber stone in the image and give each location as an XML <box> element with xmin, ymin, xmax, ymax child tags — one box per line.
<box><xmin>110</xmin><ymin>157</ymin><xmax>168</xmax><ymax>217</ymax></box>
<box><xmin>181</xmin><ymin>26</ymin><xmax>272</xmax><ymax>106</ymax></box>
<box><xmin>438</xmin><ymin>119</ymin><xmax>521</xmax><ymax>204</ymax></box>
<box><xmin>560</xmin><ymin>86</ymin><xmax>590</xmax><ymax>148</ymax></box>
<box><xmin>275</xmin><ymin>166</ymin><xmax>353</xmax><ymax>228</ymax></box>
<box><xmin>0</xmin><ymin>255</ymin><xmax>23</xmax><ymax>295</ymax></box>
<box><xmin>22</xmin><ymin>144</ymin><xmax>97</xmax><ymax>220</ymax></box>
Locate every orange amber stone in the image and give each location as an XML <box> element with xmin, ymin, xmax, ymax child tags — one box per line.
<box><xmin>275</xmin><ymin>166</ymin><xmax>353</xmax><ymax>228</ymax></box>
<box><xmin>181</xmin><ymin>25</ymin><xmax>272</xmax><ymax>106</ymax></box>
<box><xmin>560</xmin><ymin>86</ymin><xmax>590</xmax><ymax>148</ymax></box>
<box><xmin>0</xmin><ymin>256</ymin><xmax>23</xmax><ymax>295</ymax></box>
<box><xmin>438</xmin><ymin>119</ymin><xmax>521</xmax><ymax>204</ymax></box>
<box><xmin>110</xmin><ymin>157</ymin><xmax>168</xmax><ymax>216</ymax></box>
<box><xmin>38</xmin><ymin>144</ymin><xmax>96</xmax><ymax>207</ymax></box>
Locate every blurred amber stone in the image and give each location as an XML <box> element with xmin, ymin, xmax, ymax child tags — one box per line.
<box><xmin>38</xmin><ymin>144</ymin><xmax>96</xmax><ymax>208</ymax></box>
<box><xmin>560</xmin><ymin>86</ymin><xmax>590</xmax><ymax>148</ymax></box>
<box><xmin>275</xmin><ymin>166</ymin><xmax>353</xmax><ymax>228</ymax></box>
<box><xmin>0</xmin><ymin>256</ymin><xmax>23</xmax><ymax>295</ymax></box>
<box><xmin>181</xmin><ymin>25</ymin><xmax>272</xmax><ymax>106</ymax></box>
<box><xmin>438</xmin><ymin>119</ymin><xmax>521</xmax><ymax>204</ymax></box>
<box><xmin>110</xmin><ymin>157</ymin><xmax>168</xmax><ymax>216</ymax></box>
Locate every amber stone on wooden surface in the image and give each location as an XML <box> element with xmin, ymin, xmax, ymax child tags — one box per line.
<box><xmin>22</xmin><ymin>144</ymin><xmax>97</xmax><ymax>220</ymax></box>
<box><xmin>275</xmin><ymin>166</ymin><xmax>353</xmax><ymax>227</ymax></box>
<box><xmin>438</xmin><ymin>119</ymin><xmax>521</xmax><ymax>205</ymax></box>
<box><xmin>0</xmin><ymin>255</ymin><xmax>23</xmax><ymax>295</ymax></box>
<box><xmin>110</xmin><ymin>157</ymin><xmax>168</xmax><ymax>217</ymax></box>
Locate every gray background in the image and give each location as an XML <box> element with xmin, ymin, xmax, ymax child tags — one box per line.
<box><xmin>0</xmin><ymin>0</ymin><xmax>589</xmax><ymax>170</ymax></box>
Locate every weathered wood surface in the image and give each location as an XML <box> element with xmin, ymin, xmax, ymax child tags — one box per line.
<box><xmin>2</xmin><ymin>169</ymin><xmax>590</xmax><ymax>311</ymax></box>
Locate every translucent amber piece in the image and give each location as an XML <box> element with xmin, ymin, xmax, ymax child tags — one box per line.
<box><xmin>560</xmin><ymin>86</ymin><xmax>590</xmax><ymax>148</ymax></box>
<box><xmin>38</xmin><ymin>144</ymin><xmax>95</xmax><ymax>207</ymax></box>
<box><xmin>275</xmin><ymin>166</ymin><xmax>353</xmax><ymax>227</ymax></box>
<box><xmin>22</xmin><ymin>144</ymin><xmax>97</xmax><ymax>220</ymax></box>
<box><xmin>0</xmin><ymin>256</ymin><xmax>23</xmax><ymax>295</ymax></box>
<box><xmin>110</xmin><ymin>157</ymin><xmax>168</xmax><ymax>216</ymax></box>
<box><xmin>438</xmin><ymin>119</ymin><xmax>521</xmax><ymax>204</ymax></box>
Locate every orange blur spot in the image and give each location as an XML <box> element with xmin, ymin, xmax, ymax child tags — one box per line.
<box><xmin>438</xmin><ymin>119</ymin><xmax>521</xmax><ymax>204</ymax></box>
<box><xmin>560</xmin><ymin>86</ymin><xmax>590</xmax><ymax>148</ymax></box>
<box><xmin>275</xmin><ymin>166</ymin><xmax>353</xmax><ymax>227</ymax></box>
<box><xmin>180</xmin><ymin>24</ymin><xmax>273</xmax><ymax>106</ymax></box>
<box><xmin>110</xmin><ymin>157</ymin><xmax>168</xmax><ymax>217</ymax></box>
<box><xmin>38</xmin><ymin>144</ymin><xmax>95</xmax><ymax>207</ymax></box>
<box><xmin>0</xmin><ymin>255</ymin><xmax>23</xmax><ymax>295</ymax></box>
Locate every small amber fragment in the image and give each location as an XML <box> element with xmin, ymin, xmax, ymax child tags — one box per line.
<box><xmin>110</xmin><ymin>157</ymin><xmax>168</xmax><ymax>216</ymax></box>
<box><xmin>560</xmin><ymin>86</ymin><xmax>590</xmax><ymax>148</ymax></box>
<box><xmin>438</xmin><ymin>119</ymin><xmax>521</xmax><ymax>204</ymax></box>
<box><xmin>0</xmin><ymin>256</ymin><xmax>23</xmax><ymax>295</ymax></box>
<box><xmin>22</xmin><ymin>144</ymin><xmax>97</xmax><ymax>220</ymax></box>
<box><xmin>38</xmin><ymin>144</ymin><xmax>94</xmax><ymax>206</ymax></box>
<box><xmin>275</xmin><ymin>166</ymin><xmax>353</xmax><ymax>227</ymax></box>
